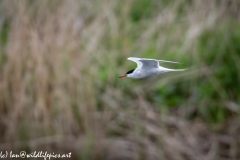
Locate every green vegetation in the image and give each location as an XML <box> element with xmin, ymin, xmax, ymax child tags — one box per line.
<box><xmin>0</xmin><ymin>0</ymin><xmax>239</xmax><ymax>159</ymax></box>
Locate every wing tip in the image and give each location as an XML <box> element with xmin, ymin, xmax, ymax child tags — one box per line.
<box><xmin>158</xmin><ymin>60</ymin><xmax>182</xmax><ymax>64</ymax></box>
<box><xmin>127</xmin><ymin>57</ymin><xmax>139</xmax><ymax>60</ymax></box>
<box><xmin>127</xmin><ymin>57</ymin><xmax>184</xmax><ymax>65</ymax></box>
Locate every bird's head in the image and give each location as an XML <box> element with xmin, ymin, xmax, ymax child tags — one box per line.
<box><xmin>119</xmin><ymin>69</ymin><xmax>135</xmax><ymax>78</ymax></box>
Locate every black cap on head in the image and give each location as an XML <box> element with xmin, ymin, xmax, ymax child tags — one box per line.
<box><xmin>126</xmin><ymin>69</ymin><xmax>135</xmax><ymax>74</ymax></box>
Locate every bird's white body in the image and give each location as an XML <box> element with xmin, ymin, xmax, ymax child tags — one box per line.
<box><xmin>127</xmin><ymin>66</ymin><xmax>166</xmax><ymax>79</ymax></box>
<box><xmin>119</xmin><ymin>57</ymin><xmax>187</xmax><ymax>79</ymax></box>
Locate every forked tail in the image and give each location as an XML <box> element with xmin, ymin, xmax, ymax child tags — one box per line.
<box><xmin>170</xmin><ymin>68</ymin><xmax>188</xmax><ymax>72</ymax></box>
<box><xmin>159</xmin><ymin>66</ymin><xmax>188</xmax><ymax>72</ymax></box>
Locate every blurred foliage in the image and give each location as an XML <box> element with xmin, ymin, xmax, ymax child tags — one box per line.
<box><xmin>0</xmin><ymin>0</ymin><xmax>239</xmax><ymax>125</ymax></box>
<box><xmin>101</xmin><ymin>0</ymin><xmax>240</xmax><ymax>125</ymax></box>
<box><xmin>131</xmin><ymin>0</ymin><xmax>158</xmax><ymax>22</ymax></box>
<box><xmin>145</xmin><ymin>24</ymin><xmax>240</xmax><ymax>124</ymax></box>
<box><xmin>0</xmin><ymin>20</ymin><xmax>8</xmax><ymax>45</ymax></box>
<box><xmin>0</xmin><ymin>0</ymin><xmax>240</xmax><ymax>159</ymax></box>
<box><xmin>198</xmin><ymin>27</ymin><xmax>240</xmax><ymax>122</ymax></box>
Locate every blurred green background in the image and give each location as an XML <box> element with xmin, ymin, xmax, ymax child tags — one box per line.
<box><xmin>0</xmin><ymin>0</ymin><xmax>239</xmax><ymax>159</ymax></box>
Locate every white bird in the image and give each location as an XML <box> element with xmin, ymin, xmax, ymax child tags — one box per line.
<box><xmin>119</xmin><ymin>57</ymin><xmax>187</xmax><ymax>79</ymax></box>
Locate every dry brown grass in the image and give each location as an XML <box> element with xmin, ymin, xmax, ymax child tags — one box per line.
<box><xmin>0</xmin><ymin>0</ymin><xmax>239</xmax><ymax>159</ymax></box>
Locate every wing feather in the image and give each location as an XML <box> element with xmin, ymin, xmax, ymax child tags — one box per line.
<box><xmin>128</xmin><ymin>57</ymin><xmax>159</xmax><ymax>70</ymax></box>
<box><xmin>127</xmin><ymin>57</ymin><xmax>143</xmax><ymax>68</ymax></box>
<box><xmin>128</xmin><ymin>57</ymin><xmax>180</xmax><ymax>64</ymax></box>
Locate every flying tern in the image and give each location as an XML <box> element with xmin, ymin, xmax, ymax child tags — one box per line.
<box><xmin>119</xmin><ymin>57</ymin><xmax>187</xmax><ymax>79</ymax></box>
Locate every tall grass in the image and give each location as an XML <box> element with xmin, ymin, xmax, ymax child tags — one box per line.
<box><xmin>0</xmin><ymin>0</ymin><xmax>239</xmax><ymax>159</ymax></box>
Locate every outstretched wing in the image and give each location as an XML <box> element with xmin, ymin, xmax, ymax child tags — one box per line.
<box><xmin>139</xmin><ymin>57</ymin><xmax>180</xmax><ymax>64</ymax></box>
<box><xmin>127</xmin><ymin>57</ymin><xmax>143</xmax><ymax>68</ymax></box>
<box><xmin>128</xmin><ymin>57</ymin><xmax>181</xmax><ymax>69</ymax></box>
<box><xmin>128</xmin><ymin>57</ymin><xmax>180</xmax><ymax>64</ymax></box>
<box><xmin>128</xmin><ymin>57</ymin><xmax>159</xmax><ymax>70</ymax></box>
<box><xmin>139</xmin><ymin>59</ymin><xmax>159</xmax><ymax>69</ymax></box>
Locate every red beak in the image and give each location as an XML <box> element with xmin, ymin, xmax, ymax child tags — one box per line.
<box><xmin>119</xmin><ymin>74</ymin><xmax>127</xmax><ymax>78</ymax></box>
